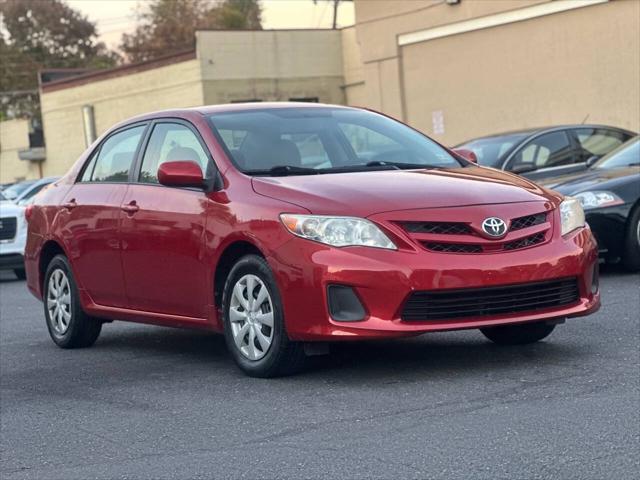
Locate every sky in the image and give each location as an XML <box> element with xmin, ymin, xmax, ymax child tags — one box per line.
<box><xmin>67</xmin><ymin>0</ymin><xmax>356</xmax><ymax>51</ymax></box>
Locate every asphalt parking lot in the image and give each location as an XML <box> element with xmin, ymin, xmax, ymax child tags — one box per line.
<box><xmin>1</xmin><ymin>267</ymin><xmax>638</xmax><ymax>480</ymax></box>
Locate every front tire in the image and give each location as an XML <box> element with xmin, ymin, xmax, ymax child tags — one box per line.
<box><xmin>222</xmin><ymin>255</ymin><xmax>305</xmax><ymax>378</ymax></box>
<box><xmin>621</xmin><ymin>207</ymin><xmax>640</xmax><ymax>272</ymax></box>
<box><xmin>480</xmin><ymin>321</ymin><xmax>555</xmax><ymax>345</ymax></box>
<box><xmin>43</xmin><ymin>255</ymin><xmax>102</xmax><ymax>349</ymax></box>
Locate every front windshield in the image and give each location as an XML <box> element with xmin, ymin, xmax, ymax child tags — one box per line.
<box><xmin>0</xmin><ymin>191</ymin><xmax>7</xmax><ymax>201</ymax></box>
<box><xmin>595</xmin><ymin>138</ymin><xmax>640</xmax><ymax>169</ymax></box>
<box><xmin>208</xmin><ymin>108</ymin><xmax>462</xmax><ymax>175</ymax></box>
<box><xmin>2</xmin><ymin>181</ymin><xmax>35</xmax><ymax>200</ymax></box>
<box><xmin>456</xmin><ymin>133</ymin><xmax>529</xmax><ymax>167</ymax></box>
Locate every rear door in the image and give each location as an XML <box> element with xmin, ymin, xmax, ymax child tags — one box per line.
<box><xmin>119</xmin><ymin>120</ymin><xmax>211</xmax><ymax>318</ymax></box>
<box><xmin>505</xmin><ymin>130</ymin><xmax>582</xmax><ymax>181</ymax></box>
<box><xmin>60</xmin><ymin>124</ymin><xmax>146</xmax><ymax>307</ymax></box>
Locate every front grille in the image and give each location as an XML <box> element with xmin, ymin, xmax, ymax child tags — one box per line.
<box><xmin>423</xmin><ymin>242</ymin><xmax>482</xmax><ymax>253</ymax></box>
<box><xmin>401</xmin><ymin>277</ymin><xmax>580</xmax><ymax>321</ymax></box>
<box><xmin>504</xmin><ymin>232</ymin><xmax>545</xmax><ymax>250</ymax></box>
<box><xmin>401</xmin><ymin>222</ymin><xmax>471</xmax><ymax>235</ymax></box>
<box><xmin>0</xmin><ymin>217</ymin><xmax>17</xmax><ymax>241</ymax></box>
<box><xmin>510</xmin><ymin>213</ymin><xmax>547</xmax><ymax>231</ymax></box>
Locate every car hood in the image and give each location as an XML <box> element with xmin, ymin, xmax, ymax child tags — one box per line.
<box><xmin>540</xmin><ymin>167</ymin><xmax>640</xmax><ymax>193</ymax></box>
<box><xmin>251</xmin><ymin>166</ymin><xmax>557</xmax><ymax>217</ymax></box>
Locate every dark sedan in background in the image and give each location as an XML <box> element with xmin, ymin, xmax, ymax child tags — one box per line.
<box><xmin>541</xmin><ymin>138</ymin><xmax>639</xmax><ymax>271</ymax></box>
<box><xmin>456</xmin><ymin>125</ymin><xmax>636</xmax><ymax>181</ymax></box>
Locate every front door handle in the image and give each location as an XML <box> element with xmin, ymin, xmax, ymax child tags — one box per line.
<box><xmin>62</xmin><ymin>199</ymin><xmax>77</xmax><ymax>210</ymax></box>
<box><xmin>121</xmin><ymin>201</ymin><xmax>139</xmax><ymax>214</ymax></box>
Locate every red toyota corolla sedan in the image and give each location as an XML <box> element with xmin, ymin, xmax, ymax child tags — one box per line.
<box><xmin>25</xmin><ymin>103</ymin><xmax>600</xmax><ymax>377</ymax></box>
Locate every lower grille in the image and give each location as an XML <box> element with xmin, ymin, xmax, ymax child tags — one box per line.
<box><xmin>0</xmin><ymin>217</ymin><xmax>17</xmax><ymax>241</ymax></box>
<box><xmin>402</xmin><ymin>277</ymin><xmax>580</xmax><ymax>321</ymax></box>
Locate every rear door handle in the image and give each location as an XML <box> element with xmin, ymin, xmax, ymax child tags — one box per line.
<box><xmin>62</xmin><ymin>199</ymin><xmax>77</xmax><ymax>210</ymax></box>
<box><xmin>121</xmin><ymin>201</ymin><xmax>139</xmax><ymax>214</ymax></box>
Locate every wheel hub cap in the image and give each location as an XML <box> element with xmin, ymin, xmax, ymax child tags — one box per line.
<box><xmin>47</xmin><ymin>269</ymin><xmax>71</xmax><ymax>335</ymax></box>
<box><xmin>229</xmin><ymin>274</ymin><xmax>275</xmax><ymax>361</ymax></box>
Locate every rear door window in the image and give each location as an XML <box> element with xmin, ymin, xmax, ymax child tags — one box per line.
<box><xmin>572</xmin><ymin>128</ymin><xmax>629</xmax><ymax>161</ymax></box>
<box><xmin>83</xmin><ymin>126</ymin><xmax>145</xmax><ymax>182</ymax></box>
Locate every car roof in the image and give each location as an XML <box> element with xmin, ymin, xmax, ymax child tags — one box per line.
<box><xmin>116</xmin><ymin>102</ymin><xmax>359</xmax><ymax>127</ymax></box>
<box><xmin>460</xmin><ymin>124</ymin><xmax>637</xmax><ymax>144</ymax></box>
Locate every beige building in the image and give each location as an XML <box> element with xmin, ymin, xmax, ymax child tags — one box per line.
<box><xmin>0</xmin><ymin>119</ymin><xmax>43</xmax><ymax>183</ymax></box>
<box><xmin>35</xmin><ymin>29</ymin><xmax>344</xmax><ymax>178</ymax></box>
<box><xmin>1</xmin><ymin>0</ymin><xmax>638</xmax><ymax>182</ymax></box>
<box><xmin>351</xmin><ymin>0</ymin><xmax>640</xmax><ymax>145</ymax></box>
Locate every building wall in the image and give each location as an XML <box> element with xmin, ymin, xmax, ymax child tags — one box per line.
<box><xmin>353</xmin><ymin>0</ymin><xmax>639</xmax><ymax>144</ymax></box>
<box><xmin>197</xmin><ymin>30</ymin><xmax>345</xmax><ymax>104</ymax></box>
<box><xmin>40</xmin><ymin>59</ymin><xmax>204</xmax><ymax>176</ymax></box>
<box><xmin>341</xmin><ymin>26</ymin><xmax>366</xmax><ymax>106</ymax></box>
<box><xmin>0</xmin><ymin>119</ymin><xmax>41</xmax><ymax>183</ymax></box>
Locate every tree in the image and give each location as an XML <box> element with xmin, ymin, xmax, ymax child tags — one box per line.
<box><xmin>120</xmin><ymin>0</ymin><xmax>262</xmax><ymax>64</ymax></box>
<box><xmin>0</xmin><ymin>0</ymin><xmax>117</xmax><ymax>119</ymax></box>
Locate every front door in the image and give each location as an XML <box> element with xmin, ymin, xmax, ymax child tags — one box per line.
<box><xmin>119</xmin><ymin>121</ymin><xmax>211</xmax><ymax>318</ymax></box>
<box><xmin>61</xmin><ymin>124</ymin><xmax>146</xmax><ymax>307</ymax></box>
<box><xmin>506</xmin><ymin>131</ymin><xmax>581</xmax><ymax>181</ymax></box>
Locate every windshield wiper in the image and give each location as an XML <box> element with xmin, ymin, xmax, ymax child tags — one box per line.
<box><xmin>248</xmin><ymin>165</ymin><xmax>321</xmax><ymax>176</ymax></box>
<box><xmin>365</xmin><ymin>160</ymin><xmax>439</xmax><ymax>170</ymax></box>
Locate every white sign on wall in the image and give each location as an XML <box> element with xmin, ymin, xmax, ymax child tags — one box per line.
<box><xmin>432</xmin><ymin>110</ymin><xmax>445</xmax><ymax>136</ymax></box>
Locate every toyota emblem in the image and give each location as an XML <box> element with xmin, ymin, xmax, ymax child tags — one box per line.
<box><xmin>482</xmin><ymin>217</ymin><xmax>507</xmax><ymax>237</ymax></box>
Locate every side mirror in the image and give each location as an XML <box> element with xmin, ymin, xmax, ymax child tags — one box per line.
<box><xmin>157</xmin><ymin>161</ymin><xmax>204</xmax><ymax>188</ymax></box>
<box><xmin>452</xmin><ymin>148</ymin><xmax>477</xmax><ymax>163</ymax></box>
<box><xmin>586</xmin><ymin>155</ymin><xmax>600</xmax><ymax>167</ymax></box>
<box><xmin>511</xmin><ymin>163</ymin><xmax>537</xmax><ymax>175</ymax></box>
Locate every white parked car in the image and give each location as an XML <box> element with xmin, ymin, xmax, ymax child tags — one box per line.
<box><xmin>0</xmin><ymin>191</ymin><xmax>27</xmax><ymax>279</ymax></box>
<box><xmin>2</xmin><ymin>177</ymin><xmax>59</xmax><ymax>206</ymax></box>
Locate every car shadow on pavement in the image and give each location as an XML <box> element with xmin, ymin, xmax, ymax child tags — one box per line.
<box><xmin>89</xmin><ymin>324</ymin><xmax>587</xmax><ymax>384</ymax></box>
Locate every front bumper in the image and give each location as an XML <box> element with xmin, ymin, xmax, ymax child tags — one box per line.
<box><xmin>269</xmin><ymin>226</ymin><xmax>600</xmax><ymax>341</ymax></box>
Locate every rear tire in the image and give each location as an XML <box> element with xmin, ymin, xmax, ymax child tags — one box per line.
<box><xmin>222</xmin><ymin>254</ymin><xmax>305</xmax><ymax>378</ymax></box>
<box><xmin>13</xmin><ymin>268</ymin><xmax>26</xmax><ymax>280</ymax></box>
<box><xmin>43</xmin><ymin>255</ymin><xmax>102</xmax><ymax>349</ymax></box>
<box><xmin>621</xmin><ymin>207</ymin><xmax>640</xmax><ymax>272</ymax></box>
<box><xmin>480</xmin><ymin>321</ymin><xmax>555</xmax><ymax>345</ymax></box>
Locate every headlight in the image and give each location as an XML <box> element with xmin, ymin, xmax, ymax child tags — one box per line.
<box><xmin>280</xmin><ymin>214</ymin><xmax>397</xmax><ymax>250</ymax></box>
<box><xmin>574</xmin><ymin>191</ymin><xmax>624</xmax><ymax>210</ymax></box>
<box><xmin>559</xmin><ymin>197</ymin><xmax>585</xmax><ymax>236</ymax></box>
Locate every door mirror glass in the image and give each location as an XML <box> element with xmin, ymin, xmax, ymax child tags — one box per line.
<box><xmin>157</xmin><ymin>161</ymin><xmax>204</xmax><ymax>188</ymax></box>
<box><xmin>452</xmin><ymin>148</ymin><xmax>477</xmax><ymax>163</ymax></box>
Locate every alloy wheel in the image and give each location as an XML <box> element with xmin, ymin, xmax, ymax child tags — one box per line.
<box><xmin>47</xmin><ymin>269</ymin><xmax>72</xmax><ymax>335</ymax></box>
<box><xmin>229</xmin><ymin>274</ymin><xmax>275</xmax><ymax>361</ymax></box>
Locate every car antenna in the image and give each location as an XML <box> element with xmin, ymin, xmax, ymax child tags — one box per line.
<box><xmin>581</xmin><ymin>113</ymin><xmax>590</xmax><ymax>124</ymax></box>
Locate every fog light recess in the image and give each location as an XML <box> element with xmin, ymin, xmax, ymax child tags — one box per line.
<box><xmin>327</xmin><ymin>285</ymin><xmax>366</xmax><ymax>322</ymax></box>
